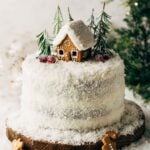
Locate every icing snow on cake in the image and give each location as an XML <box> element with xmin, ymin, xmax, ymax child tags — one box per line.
<box><xmin>21</xmin><ymin>54</ymin><xmax>125</xmax><ymax>131</ymax></box>
<box><xmin>20</xmin><ymin>20</ymin><xmax>125</xmax><ymax>132</ymax></box>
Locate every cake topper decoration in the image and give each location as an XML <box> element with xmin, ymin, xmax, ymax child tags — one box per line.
<box><xmin>68</xmin><ymin>7</ymin><xmax>74</xmax><ymax>22</ymax></box>
<box><xmin>36</xmin><ymin>3</ymin><xmax>113</xmax><ymax>63</ymax></box>
<box><xmin>53</xmin><ymin>5</ymin><xmax>64</xmax><ymax>37</ymax></box>
<box><xmin>102</xmin><ymin>131</ymin><xmax>118</xmax><ymax>150</ymax></box>
<box><xmin>36</xmin><ymin>30</ymin><xmax>56</xmax><ymax>63</ymax></box>
<box><xmin>37</xmin><ymin>30</ymin><xmax>52</xmax><ymax>56</ymax></box>
<box><xmin>93</xmin><ymin>3</ymin><xmax>113</xmax><ymax>62</ymax></box>
<box><xmin>88</xmin><ymin>8</ymin><xmax>97</xmax><ymax>40</ymax></box>
<box><xmin>53</xmin><ymin>20</ymin><xmax>95</xmax><ymax>62</ymax></box>
<box><xmin>12</xmin><ymin>138</ymin><xmax>24</xmax><ymax>150</ymax></box>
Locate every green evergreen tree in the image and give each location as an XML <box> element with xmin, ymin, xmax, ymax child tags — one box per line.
<box><xmin>37</xmin><ymin>30</ymin><xmax>52</xmax><ymax>56</ymax></box>
<box><xmin>88</xmin><ymin>9</ymin><xmax>97</xmax><ymax>39</ymax></box>
<box><xmin>68</xmin><ymin>7</ymin><xmax>74</xmax><ymax>21</ymax></box>
<box><xmin>108</xmin><ymin>0</ymin><xmax>150</xmax><ymax>101</ymax></box>
<box><xmin>53</xmin><ymin>5</ymin><xmax>64</xmax><ymax>36</ymax></box>
<box><xmin>94</xmin><ymin>3</ymin><xmax>112</xmax><ymax>56</ymax></box>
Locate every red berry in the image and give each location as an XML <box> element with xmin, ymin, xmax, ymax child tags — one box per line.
<box><xmin>39</xmin><ymin>55</ymin><xmax>47</xmax><ymax>63</ymax></box>
<box><xmin>103</xmin><ymin>54</ymin><xmax>110</xmax><ymax>60</ymax></box>
<box><xmin>95</xmin><ymin>54</ymin><xmax>105</xmax><ymax>62</ymax></box>
<box><xmin>47</xmin><ymin>56</ymin><xmax>56</xmax><ymax>64</ymax></box>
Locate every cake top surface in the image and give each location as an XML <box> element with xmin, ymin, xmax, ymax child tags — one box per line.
<box><xmin>53</xmin><ymin>20</ymin><xmax>95</xmax><ymax>51</ymax></box>
<box><xmin>23</xmin><ymin>53</ymin><xmax>124</xmax><ymax>81</ymax></box>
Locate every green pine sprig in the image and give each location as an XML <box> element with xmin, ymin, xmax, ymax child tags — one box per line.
<box><xmin>94</xmin><ymin>3</ymin><xmax>113</xmax><ymax>56</ymax></box>
<box><xmin>68</xmin><ymin>7</ymin><xmax>74</xmax><ymax>21</ymax></box>
<box><xmin>88</xmin><ymin>9</ymin><xmax>97</xmax><ymax>39</ymax></box>
<box><xmin>53</xmin><ymin>5</ymin><xmax>64</xmax><ymax>36</ymax></box>
<box><xmin>37</xmin><ymin>30</ymin><xmax>52</xmax><ymax>56</ymax></box>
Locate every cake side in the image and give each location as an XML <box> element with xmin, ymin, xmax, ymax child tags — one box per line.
<box><xmin>20</xmin><ymin>53</ymin><xmax>125</xmax><ymax>131</ymax></box>
<box><xmin>6</xmin><ymin>101</ymin><xmax>145</xmax><ymax>146</ymax></box>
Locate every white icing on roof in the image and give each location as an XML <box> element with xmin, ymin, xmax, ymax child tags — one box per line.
<box><xmin>53</xmin><ymin>20</ymin><xmax>95</xmax><ymax>51</ymax></box>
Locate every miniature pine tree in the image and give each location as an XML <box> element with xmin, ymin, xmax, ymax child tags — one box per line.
<box><xmin>88</xmin><ymin>9</ymin><xmax>97</xmax><ymax>39</ymax></box>
<box><xmin>68</xmin><ymin>7</ymin><xmax>74</xmax><ymax>21</ymax></box>
<box><xmin>37</xmin><ymin>30</ymin><xmax>51</xmax><ymax>56</ymax></box>
<box><xmin>53</xmin><ymin>5</ymin><xmax>64</xmax><ymax>36</ymax></box>
<box><xmin>94</xmin><ymin>3</ymin><xmax>112</xmax><ymax>56</ymax></box>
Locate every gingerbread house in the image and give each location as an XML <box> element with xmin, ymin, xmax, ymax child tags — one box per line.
<box><xmin>53</xmin><ymin>20</ymin><xmax>95</xmax><ymax>62</ymax></box>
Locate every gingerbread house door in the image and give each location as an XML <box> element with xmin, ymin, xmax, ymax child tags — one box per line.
<box><xmin>64</xmin><ymin>52</ymin><xmax>71</xmax><ymax>61</ymax></box>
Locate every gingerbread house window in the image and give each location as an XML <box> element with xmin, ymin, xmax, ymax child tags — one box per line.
<box><xmin>71</xmin><ymin>50</ymin><xmax>78</xmax><ymax>60</ymax></box>
<box><xmin>72</xmin><ymin>51</ymin><xmax>77</xmax><ymax>56</ymax></box>
<box><xmin>59</xmin><ymin>49</ymin><xmax>64</xmax><ymax>55</ymax></box>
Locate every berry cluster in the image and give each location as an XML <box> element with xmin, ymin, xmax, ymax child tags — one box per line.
<box><xmin>95</xmin><ymin>54</ymin><xmax>110</xmax><ymax>62</ymax></box>
<box><xmin>38</xmin><ymin>55</ymin><xmax>56</xmax><ymax>64</ymax></box>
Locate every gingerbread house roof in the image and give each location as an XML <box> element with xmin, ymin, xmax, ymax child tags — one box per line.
<box><xmin>53</xmin><ymin>20</ymin><xmax>95</xmax><ymax>51</ymax></box>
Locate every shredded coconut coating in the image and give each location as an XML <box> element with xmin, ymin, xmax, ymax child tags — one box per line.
<box><xmin>20</xmin><ymin>54</ymin><xmax>125</xmax><ymax>131</ymax></box>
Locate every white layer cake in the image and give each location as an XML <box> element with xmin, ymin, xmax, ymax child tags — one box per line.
<box><xmin>20</xmin><ymin>54</ymin><xmax>125</xmax><ymax>131</ymax></box>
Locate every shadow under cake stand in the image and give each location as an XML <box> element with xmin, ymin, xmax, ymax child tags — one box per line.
<box><xmin>6</xmin><ymin>100</ymin><xmax>145</xmax><ymax>150</ymax></box>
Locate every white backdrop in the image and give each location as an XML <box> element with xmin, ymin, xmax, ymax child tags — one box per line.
<box><xmin>0</xmin><ymin>0</ymin><xmax>126</xmax><ymax>49</ymax></box>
